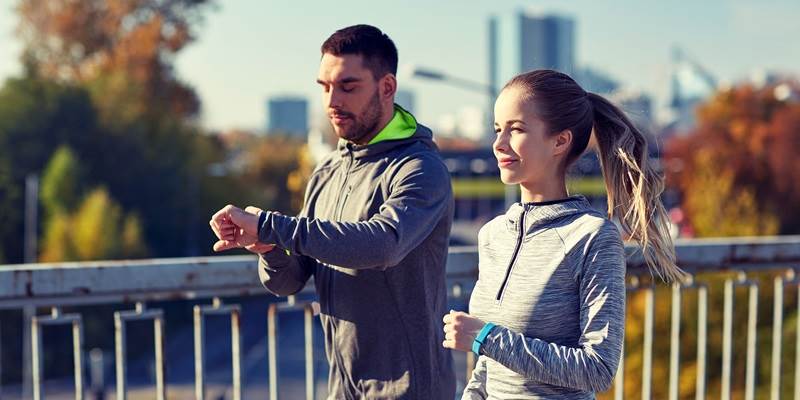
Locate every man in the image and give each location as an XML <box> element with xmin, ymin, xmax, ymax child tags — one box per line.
<box><xmin>210</xmin><ymin>25</ymin><xmax>456</xmax><ymax>399</ymax></box>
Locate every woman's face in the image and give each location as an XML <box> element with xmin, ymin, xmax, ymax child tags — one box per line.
<box><xmin>493</xmin><ymin>86</ymin><xmax>565</xmax><ymax>186</ymax></box>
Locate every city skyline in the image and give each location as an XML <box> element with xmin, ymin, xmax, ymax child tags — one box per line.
<box><xmin>266</xmin><ymin>96</ymin><xmax>308</xmax><ymax>136</ymax></box>
<box><xmin>0</xmin><ymin>0</ymin><xmax>798</xmax><ymax>133</ymax></box>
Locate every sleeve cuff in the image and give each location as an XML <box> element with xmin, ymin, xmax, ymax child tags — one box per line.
<box><xmin>472</xmin><ymin>322</ymin><xmax>496</xmax><ymax>355</ymax></box>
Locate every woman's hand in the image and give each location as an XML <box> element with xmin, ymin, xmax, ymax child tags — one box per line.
<box><xmin>442</xmin><ymin>310</ymin><xmax>486</xmax><ymax>352</ymax></box>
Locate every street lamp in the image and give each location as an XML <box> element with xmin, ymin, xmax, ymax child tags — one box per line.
<box><xmin>411</xmin><ymin>66</ymin><xmax>496</xmax><ymax>96</ymax></box>
<box><xmin>407</xmin><ymin>65</ymin><xmax>517</xmax><ymax>209</ymax></box>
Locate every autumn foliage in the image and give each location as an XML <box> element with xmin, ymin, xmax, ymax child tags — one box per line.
<box><xmin>665</xmin><ymin>81</ymin><xmax>800</xmax><ymax>236</ymax></box>
<box><xmin>16</xmin><ymin>0</ymin><xmax>215</xmax><ymax>118</ymax></box>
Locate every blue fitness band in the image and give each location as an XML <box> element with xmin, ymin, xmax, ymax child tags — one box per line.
<box><xmin>471</xmin><ymin>322</ymin><xmax>496</xmax><ymax>355</ymax></box>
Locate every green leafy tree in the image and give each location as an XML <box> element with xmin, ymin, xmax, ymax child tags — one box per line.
<box><xmin>39</xmin><ymin>211</ymin><xmax>74</xmax><ymax>262</ymax></box>
<box><xmin>0</xmin><ymin>76</ymin><xmax>98</xmax><ymax>263</ymax></box>
<box><xmin>40</xmin><ymin>145</ymin><xmax>83</xmax><ymax>216</ymax></box>
<box><xmin>72</xmin><ymin>188</ymin><xmax>123</xmax><ymax>260</ymax></box>
<box><xmin>40</xmin><ymin>186</ymin><xmax>148</xmax><ymax>262</ymax></box>
<box><xmin>0</xmin><ymin>157</ymin><xmax>18</xmax><ymax>263</ymax></box>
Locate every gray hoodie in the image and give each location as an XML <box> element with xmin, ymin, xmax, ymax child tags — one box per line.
<box><xmin>465</xmin><ymin>196</ymin><xmax>626</xmax><ymax>399</ymax></box>
<box><xmin>256</xmin><ymin>123</ymin><xmax>456</xmax><ymax>400</ymax></box>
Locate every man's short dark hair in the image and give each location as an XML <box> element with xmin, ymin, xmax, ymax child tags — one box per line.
<box><xmin>321</xmin><ymin>24</ymin><xmax>398</xmax><ymax>80</ymax></box>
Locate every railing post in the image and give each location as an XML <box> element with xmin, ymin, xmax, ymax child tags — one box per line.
<box><xmin>696</xmin><ymin>284</ymin><xmax>708</xmax><ymax>400</ymax></box>
<box><xmin>669</xmin><ymin>283</ymin><xmax>682</xmax><ymax>400</ymax></box>
<box><xmin>721</xmin><ymin>278</ymin><xmax>734</xmax><ymax>400</ymax></box>
<box><xmin>194</xmin><ymin>297</ymin><xmax>241</xmax><ymax>400</ymax></box>
<box><xmin>666</xmin><ymin>276</ymin><xmax>708</xmax><ymax>400</ymax></box>
<box><xmin>267</xmin><ymin>301</ymin><xmax>319</xmax><ymax>400</ymax></box>
<box><xmin>193</xmin><ymin>304</ymin><xmax>205</xmax><ymax>400</ymax></box>
<box><xmin>268</xmin><ymin>303</ymin><xmax>277</xmax><ymax>400</ymax></box>
<box><xmin>642</xmin><ymin>285</ymin><xmax>654</xmax><ymax>400</ymax></box>
<box><xmin>23</xmin><ymin>305</ymin><xmax>35</xmax><ymax>399</ymax></box>
<box><xmin>771</xmin><ymin>275</ymin><xmax>785</xmax><ymax>400</ymax></box>
<box><xmin>795</xmin><ymin>278</ymin><xmax>800</xmax><ymax>400</ymax></box>
<box><xmin>615</xmin><ymin>276</ymin><xmax>641</xmax><ymax>400</ymax></box>
<box><xmin>721</xmin><ymin>274</ymin><xmax>759</xmax><ymax>400</ymax></box>
<box><xmin>745</xmin><ymin>282</ymin><xmax>759</xmax><ymax>400</ymax></box>
<box><xmin>304</xmin><ymin>303</ymin><xmax>316</xmax><ymax>400</ymax></box>
<box><xmin>614</xmin><ymin>325</ymin><xmax>625</xmax><ymax>400</ymax></box>
<box><xmin>114</xmin><ymin>302</ymin><xmax>166</xmax><ymax>400</ymax></box>
<box><xmin>31</xmin><ymin>307</ymin><xmax>85</xmax><ymax>400</ymax></box>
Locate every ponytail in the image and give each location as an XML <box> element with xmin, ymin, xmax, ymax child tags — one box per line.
<box><xmin>587</xmin><ymin>92</ymin><xmax>686</xmax><ymax>282</ymax></box>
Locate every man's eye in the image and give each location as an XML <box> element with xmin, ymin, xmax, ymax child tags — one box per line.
<box><xmin>341</xmin><ymin>86</ymin><xmax>354</xmax><ymax>93</ymax></box>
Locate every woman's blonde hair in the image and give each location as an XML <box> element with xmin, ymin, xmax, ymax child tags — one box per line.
<box><xmin>505</xmin><ymin>69</ymin><xmax>685</xmax><ymax>282</ymax></box>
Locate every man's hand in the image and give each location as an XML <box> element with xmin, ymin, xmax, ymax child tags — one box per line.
<box><xmin>209</xmin><ymin>204</ymin><xmax>274</xmax><ymax>253</ymax></box>
<box><xmin>442</xmin><ymin>310</ymin><xmax>486</xmax><ymax>352</ymax></box>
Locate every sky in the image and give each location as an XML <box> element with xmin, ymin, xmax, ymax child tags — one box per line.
<box><xmin>0</xmin><ymin>0</ymin><xmax>798</xmax><ymax>133</ymax></box>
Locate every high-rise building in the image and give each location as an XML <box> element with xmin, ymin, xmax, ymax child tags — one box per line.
<box><xmin>266</xmin><ymin>96</ymin><xmax>308</xmax><ymax>137</ymax></box>
<box><xmin>666</xmin><ymin>47</ymin><xmax>716</xmax><ymax>135</ymax></box>
<box><xmin>489</xmin><ymin>11</ymin><xmax>576</xmax><ymax>93</ymax></box>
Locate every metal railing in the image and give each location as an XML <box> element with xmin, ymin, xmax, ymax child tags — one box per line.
<box><xmin>0</xmin><ymin>236</ymin><xmax>799</xmax><ymax>399</ymax></box>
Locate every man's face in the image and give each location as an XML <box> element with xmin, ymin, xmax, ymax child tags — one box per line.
<box><xmin>317</xmin><ymin>53</ymin><xmax>384</xmax><ymax>144</ymax></box>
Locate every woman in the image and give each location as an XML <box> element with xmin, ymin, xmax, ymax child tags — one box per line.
<box><xmin>442</xmin><ymin>70</ymin><xmax>684</xmax><ymax>399</ymax></box>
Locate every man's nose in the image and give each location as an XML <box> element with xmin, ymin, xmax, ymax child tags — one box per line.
<box><xmin>326</xmin><ymin>88</ymin><xmax>344</xmax><ymax>109</ymax></box>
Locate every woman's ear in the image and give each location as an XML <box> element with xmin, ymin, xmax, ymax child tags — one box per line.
<box><xmin>553</xmin><ymin>129</ymin><xmax>573</xmax><ymax>156</ymax></box>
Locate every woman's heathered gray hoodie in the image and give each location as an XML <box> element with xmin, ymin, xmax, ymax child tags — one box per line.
<box><xmin>465</xmin><ymin>196</ymin><xmax>626</xmax><ymax>399</ymax></box>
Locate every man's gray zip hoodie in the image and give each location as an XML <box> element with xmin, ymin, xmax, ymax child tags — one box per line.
<box><xmin>257</xmin><ymin>123</ymin><xmax>456</xmax><ymax>400</ymax></box>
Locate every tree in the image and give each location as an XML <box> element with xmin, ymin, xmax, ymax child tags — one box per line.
<box><xmin>287</xmin><ymin>144</ymin><xmax>314</xmax><ymax>212</ymax></box>
<box><xmin>72</xmin><ymin>188</ymin><xmax>123</xmax><ymax>260</ymax></box>
<box><xmin>40</xmin><ymin>186</ymin><xmax>148</xmax><ymax>262</ymax></box>
<box><xmin>222</xmin><ymin>133</ymin><xmax>308</xmax><ymax>214</ymax></box>
<box><xmin>39</xmin><ymin>211</ymin><xmax>74</xmax><ymax>262</ymax></box>
<box><xmin>2</xmin><ymin>2</ymin><xmax>270</xmax><ymax>262</ymax></box>
<box><xmin>0</xmin><ymin>76</ymin><xmax>98</xmax><ymax>263</ymax></box>
<box><xmin>40</xmin><ymin>145</ymin><xmax>83</xmax><ymax>216</ymax></box>
<box><xmin>665</xmin><ymin>80</ymin><xmax>800</xmax><ymax>236</ymax></box>
<box><xmin>0</xmin><ymin>157</ymin><xmax>18</xmax><ymax>263</ymax></box>
<box><xmin>16</xmin><ymin>0</ymin><xmax>216</xmax><ymax>118</ymax></box>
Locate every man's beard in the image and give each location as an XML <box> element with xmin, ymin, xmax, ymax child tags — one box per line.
<box><xmin>335</xmin><ymin>90</ymin><xmax>383</xmax><ymax>144</ymax></box>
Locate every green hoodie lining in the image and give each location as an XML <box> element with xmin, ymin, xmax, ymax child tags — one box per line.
<box><xmin>368</xmin><ymin>104</ymin><xmax>418</xmax><ymax>145</ymax></box>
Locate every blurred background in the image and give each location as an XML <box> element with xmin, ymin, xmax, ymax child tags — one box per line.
<box><xmin>0</xmin><ymin>0</ymin><xmax>798</xmax><ymax>399</ymax></box>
